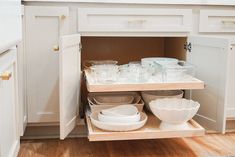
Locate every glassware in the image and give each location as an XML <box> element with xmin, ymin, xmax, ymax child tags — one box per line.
<box><xmin>90</xmin><ymin>61</ymin><xmax>119</xmax><ymax>84</ymax></box>
<box><xmin>162</xmin><ymin>61</ymin><xmax>195</xmax><ymax>82</ymax></box>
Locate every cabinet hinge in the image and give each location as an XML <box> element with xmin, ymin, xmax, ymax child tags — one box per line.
<box><xmin>184</xmin><ymin>42</ymin><xmax>192</xmax><ymax>52</ymax></box>
<box><xmin>79</xmin><ymin>43</ymin><xmax>82</xmax><ymax>52</ymax></box>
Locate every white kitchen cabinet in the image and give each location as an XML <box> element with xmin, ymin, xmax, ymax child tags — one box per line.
<box><xmin>199</xmin><ymin>10</ymin><xmax>235</xmax><ymax>33</ymax></box>
<box><xmin>58</xmin><ymin>34</ymin><xmax>206</xmax><ymax>141</ymax></box>
<box><xmin>56</xmin><ymin>34</ymin><xmax>233</xmax><ymax>140</ymax></box>
<box><xmin>25</xmin><ymin>6</ymin><xmax>69</xmax><ymax>123</ymax></box>
<box><xmin>77</xmin><ymin>8</ymin><xmax>192</xmax><ymax>33</ymax></box>
<box><xmin>226</xmin><ymin>40</ymin><xmax>235</xmax><ymax>118</ymax></box>
<box><xmin>22</xmin><ymin>4</ymin><xmax>235</xmax><ymax>141</ymax></box>
<box><xmin>17</xmin><ymin>5</ymin><xmax>27</xmax><ymax>136</ymax></box>
<box><xmin>186</xmin><ymin>36</ymin><xmax>231</xmax><ymax>133</ymax></box>
<box><xmin>0</xmin><ymin>48</ymin><xmax>20</xmax><ymax>157</ymax></box>
<box><xmin>59</xmin><ymin>34</ymin><xmax>81</xmax><ymax>139</ymax></box>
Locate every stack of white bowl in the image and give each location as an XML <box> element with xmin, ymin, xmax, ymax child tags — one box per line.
<box><xmin>90</xmin><ymin>105</ymin><xmax>148</xmax><ymax>131</ymax></box>
<box><xmin>87</xmin><ymin>92</ymin><xmax>144</xmax><ymax>113</ymax></box>
<box><xmin>141</xmin><ymin>90</ymin><xmax>184</xmax><ymax>112</ymax></box>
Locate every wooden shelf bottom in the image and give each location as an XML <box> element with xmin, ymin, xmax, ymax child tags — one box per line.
<box><xmin>86</xmin><ymin>113</ymin><xmax>205</xmax><ymax>141</ymax></box>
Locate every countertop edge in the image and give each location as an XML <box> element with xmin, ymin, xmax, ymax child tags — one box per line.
<box><xmin>21</xmin><ymin>0</ymin><xmax>235</xmax><ymax>6</ymax></box>
<box><xmin>0</xmin><ymin>39</ymin><xmax>21</xmax><ymax>55</ymax></box>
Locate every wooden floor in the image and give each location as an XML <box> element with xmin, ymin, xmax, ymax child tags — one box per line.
<box><xmin>18</xmin><ymin>133</ymin><xmax>235</xmax><ymax>157</ymax></box>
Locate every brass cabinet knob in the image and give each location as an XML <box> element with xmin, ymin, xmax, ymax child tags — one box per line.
<box><xmin>0</xmin><ymin>72</ymin><xmax>12</xmax><ymax>80</ymax></box>
<box><xmin>53</xmin><ymin>45</ymin><xmax>59</xmax><ymax>52</ymax></box>
<box><xmin>60</xmin><ymin>15</ymin><xmax>66</xmax><ymax>20</ymax></box>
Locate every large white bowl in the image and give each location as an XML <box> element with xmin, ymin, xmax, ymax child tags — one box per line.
<box><xmin>149</xmin><ymin>98</ymin><xmax>200</xmax><ymax>130</ymax></box>
<box><xmin>98</xmin><ymin>112</ymin><xmax>141</xmax><ymax>123</ymax></box>
<box><xmin>90</xmin><ymin>112</ymin><xmax>148</xmax><ymax>131</ymax></box>
<box><xmin>141</xmin><ymin>90</ymin><xmax>184</xmax><ymax>111</ymax></box>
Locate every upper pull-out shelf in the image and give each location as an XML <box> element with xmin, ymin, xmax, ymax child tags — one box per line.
<box><xmin>85</xmin><ymin>70</ymin><xmax>204</xmax><ymax>92</ymax></box>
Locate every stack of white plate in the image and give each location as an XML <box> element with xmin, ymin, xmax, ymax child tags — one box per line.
<box><xmin>90</xmin><ymin>105</ymin><xmax>148</xmax><ymax>131</ymax></box>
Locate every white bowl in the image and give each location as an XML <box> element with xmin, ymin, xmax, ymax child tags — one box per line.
<box><xmin>141</xmin><ymin>90</ymin><xmax>184</xmax><ymax>111</ymax></box>
<box><xmin>101</xmin><ymin>105</ymin><xmax>138</xmax><ymax>117</ymax></box>
<box><xmin>98</xmin><ymin>112</ymin><xmax>141</xmax><ymax>123</ymax></box>
<box><xmin>141</xmin><ymin>57</ymin><xmax>178</xmax><ymax>67</ymax></box>
<box><xmin>90</xmin><ymin>112</ymin><xmax>148</xmax><ymax>131</ymax></box>
<box><xmin>93</xmin><ymin>95</ymin><xmax>134</xmax><ymax>105</ymax></box>
<box><xmin>149</xmin><ymin>98</ymin><xmax>200</xmax><ymax>130</ymax></box>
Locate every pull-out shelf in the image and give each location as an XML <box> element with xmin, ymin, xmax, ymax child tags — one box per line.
<box><xmin>85</xmin><ymin>70</ymin><xmax>205</xmax><ymax>92</ymax></box>
<box><xmin>86</xmin><ymin>113</ymin><xmax>205</xmax><ymax>141</ymax></box>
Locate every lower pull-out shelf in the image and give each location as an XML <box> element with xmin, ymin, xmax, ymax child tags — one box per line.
<box><xmin>86</xmin><ymin>113</ymin><xmax>205</xmax><ymax>141</ymax></box>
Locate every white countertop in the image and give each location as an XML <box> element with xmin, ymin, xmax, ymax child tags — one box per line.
<box><xmin>22</xmin><ymin>0</ymin><xmax>235</xmax><ymax>5</ymax></box>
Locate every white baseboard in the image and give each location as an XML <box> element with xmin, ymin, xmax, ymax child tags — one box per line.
<box><xmin>8</xmin><ymin>140</ymin><xmax>20</xmax><ymax>157</ymax></box>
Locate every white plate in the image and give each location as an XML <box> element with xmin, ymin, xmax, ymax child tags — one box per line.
<box><xmin>98</xmin><ymin>112</ymin><xmax>141</xmax><ymax>123</ymax></box>
<box><xmin>90</xmin><ymin>112</ymin><xmax>148</xmax><ymax>131</ymax></box>
<box><xmin>101</xmin><ymin>105</ymin><xmax>138</xmax><ymax>117</ymax></box>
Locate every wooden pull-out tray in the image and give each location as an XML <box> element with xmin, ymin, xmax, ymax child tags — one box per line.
<box><xmin>85</xmin><ymin>70</ymin><xmax>204</xmax><ymax>92</ymax></box>
<box><xmin>86</xmin><ymin>113</ymin><xmax>205</xmax><ymax>141</ymax></box>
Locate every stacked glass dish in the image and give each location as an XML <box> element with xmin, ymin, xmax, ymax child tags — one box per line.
<box><xmin>85</xmin><ymin>57</ymin><xmax>195</xmax><ymax>84</ymax></box>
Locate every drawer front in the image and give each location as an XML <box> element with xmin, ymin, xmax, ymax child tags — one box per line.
<box><xmin>199</xmin><ymin>10</ymin><xmax>235</xmax><ymax>33</ymax></box>
<box><xmin>77</xmin><ymin>8</ymin><xmax>192</xmax><ymax>33</ymax></box>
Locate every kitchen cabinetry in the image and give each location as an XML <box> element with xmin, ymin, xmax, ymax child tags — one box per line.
<box><xmin>77</xmin><ymin>8</ymin><xmax>192</xmax><ymax>33</ymax></box>
<box><xmin>58</xmin><ymin>34</ymin><xmax>207</xmax><ymax>140</ymax></box>
<box><xmin>199</xmin><ymin>9</ymin><xmax>235</xmax><ymax>129</ymax></box>
<box><xmin>22</xmin><ymin>3</ymin><xmax>235</xmax><ymax>140</ymax></box>
<box><xmin>227</xmin><ymin>40</ymin><xmax>235</xmax><ymax>118</ymax></box>
<box><xmin>57</xmin><ymin>34</ymin><xmax>232</xmax><ymax>140</ymax></box>
<box><xmin>0</xmin><ymin>48</ymin><xmax>20</xmax><ymax>157</ymax></box>
<box><xmin>25</xmin><ymin>6</ymin><xmax>69</xmax><ymax>123</ymax></box>
<box><xmin>199</xmin><ymin>10</ymin><xmax>235</xmax><ymax>33</ymax></box>
<box><xmin>186</xmin><ymin>36</ymin><xmax>230</xmax><ymax>133</ymax></box>
<box><xmin>17</xmin><ymin>5</ymin><xmax>27</xmax><ymax>136</ymax></box>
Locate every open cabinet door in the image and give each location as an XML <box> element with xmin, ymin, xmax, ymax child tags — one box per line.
<box><xmin>59</xmin><ymin>34</ymin><xmax>81</xmax><ymax>139</ymax></box>
<box><xmin>187</xmin><ymin>35</ymin><xmax>230</xmax><ymax>133</ymax></box>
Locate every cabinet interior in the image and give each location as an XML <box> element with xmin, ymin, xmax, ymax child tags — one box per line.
<box><xmin>80</xmin><ymin>37</ymin><xmax>187</xmax><ymax>113</ymax></box>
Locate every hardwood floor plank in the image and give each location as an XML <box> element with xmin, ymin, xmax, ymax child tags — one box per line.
<box><xmin>18</xmin><ymin>133</ymin><xmax>235</xmax><ymax>157</ymax></box>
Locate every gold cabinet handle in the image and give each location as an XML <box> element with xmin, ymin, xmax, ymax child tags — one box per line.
<box><xmin>53</xmin><ymin>45</ymin><xmax>59</xmax><ymax>52</ymax></box>
<box><xmin>0</xmin><ymin>72</ymin><xmax>12</xmax><ymax>80</ymax></box>
<box><xmin>127</xmin><ymin>19</ymin><xmax>147</xmax><ymax>24</ymax></box>
<box><xmin>221</xmin><ymin>19</ymin><xmax>235</xmax><ymax>26</ymax></box>
<box><xmin>60</xmin><ymin>15</ymin><xmax>66</xmax><ymax>20</ymax></box>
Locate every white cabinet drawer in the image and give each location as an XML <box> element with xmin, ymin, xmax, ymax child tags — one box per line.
<box><xmin>77</xmin><ymin>8</ymin><xmax>192</xmax><ymax>33</ymax></box>
<box><xmin>199</xmin><ymin>10</ymin><xmax>235</xmax><ymax>33</ymax></box>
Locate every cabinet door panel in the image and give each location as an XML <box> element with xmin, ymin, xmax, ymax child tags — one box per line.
<box><xmin>0</xmin><ymin>49</ymin><xmax>20</xmax><ymax>157</ymax></box>
<box><xmin>25</xmin><ymin>6</ymin><xmax>69</xmax><ymax>123</ymax></box>
<box><xmin>59</xmin><ymin>34</ymin><xmax>81</xmax><ymax>139</ymax></box>
<box><xmin>187</xmin><ymin>35</ymin><xmax>230</xmax><ymax>133</ymax></box>
<box><xmin>227</xmin><ymin>41</ymin><xmax>235</xmax><ymax>117</ymax></box>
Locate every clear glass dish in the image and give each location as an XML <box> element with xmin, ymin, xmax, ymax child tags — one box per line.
<box><xmin>162</xmin><ymin>61</ymin><xmax>195</xmax><ymax>82</ymax></box>
<box><xmin>90</xmin><ymin>61</ymin><xmax>119</xmax><ymax>84</ymax></box>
